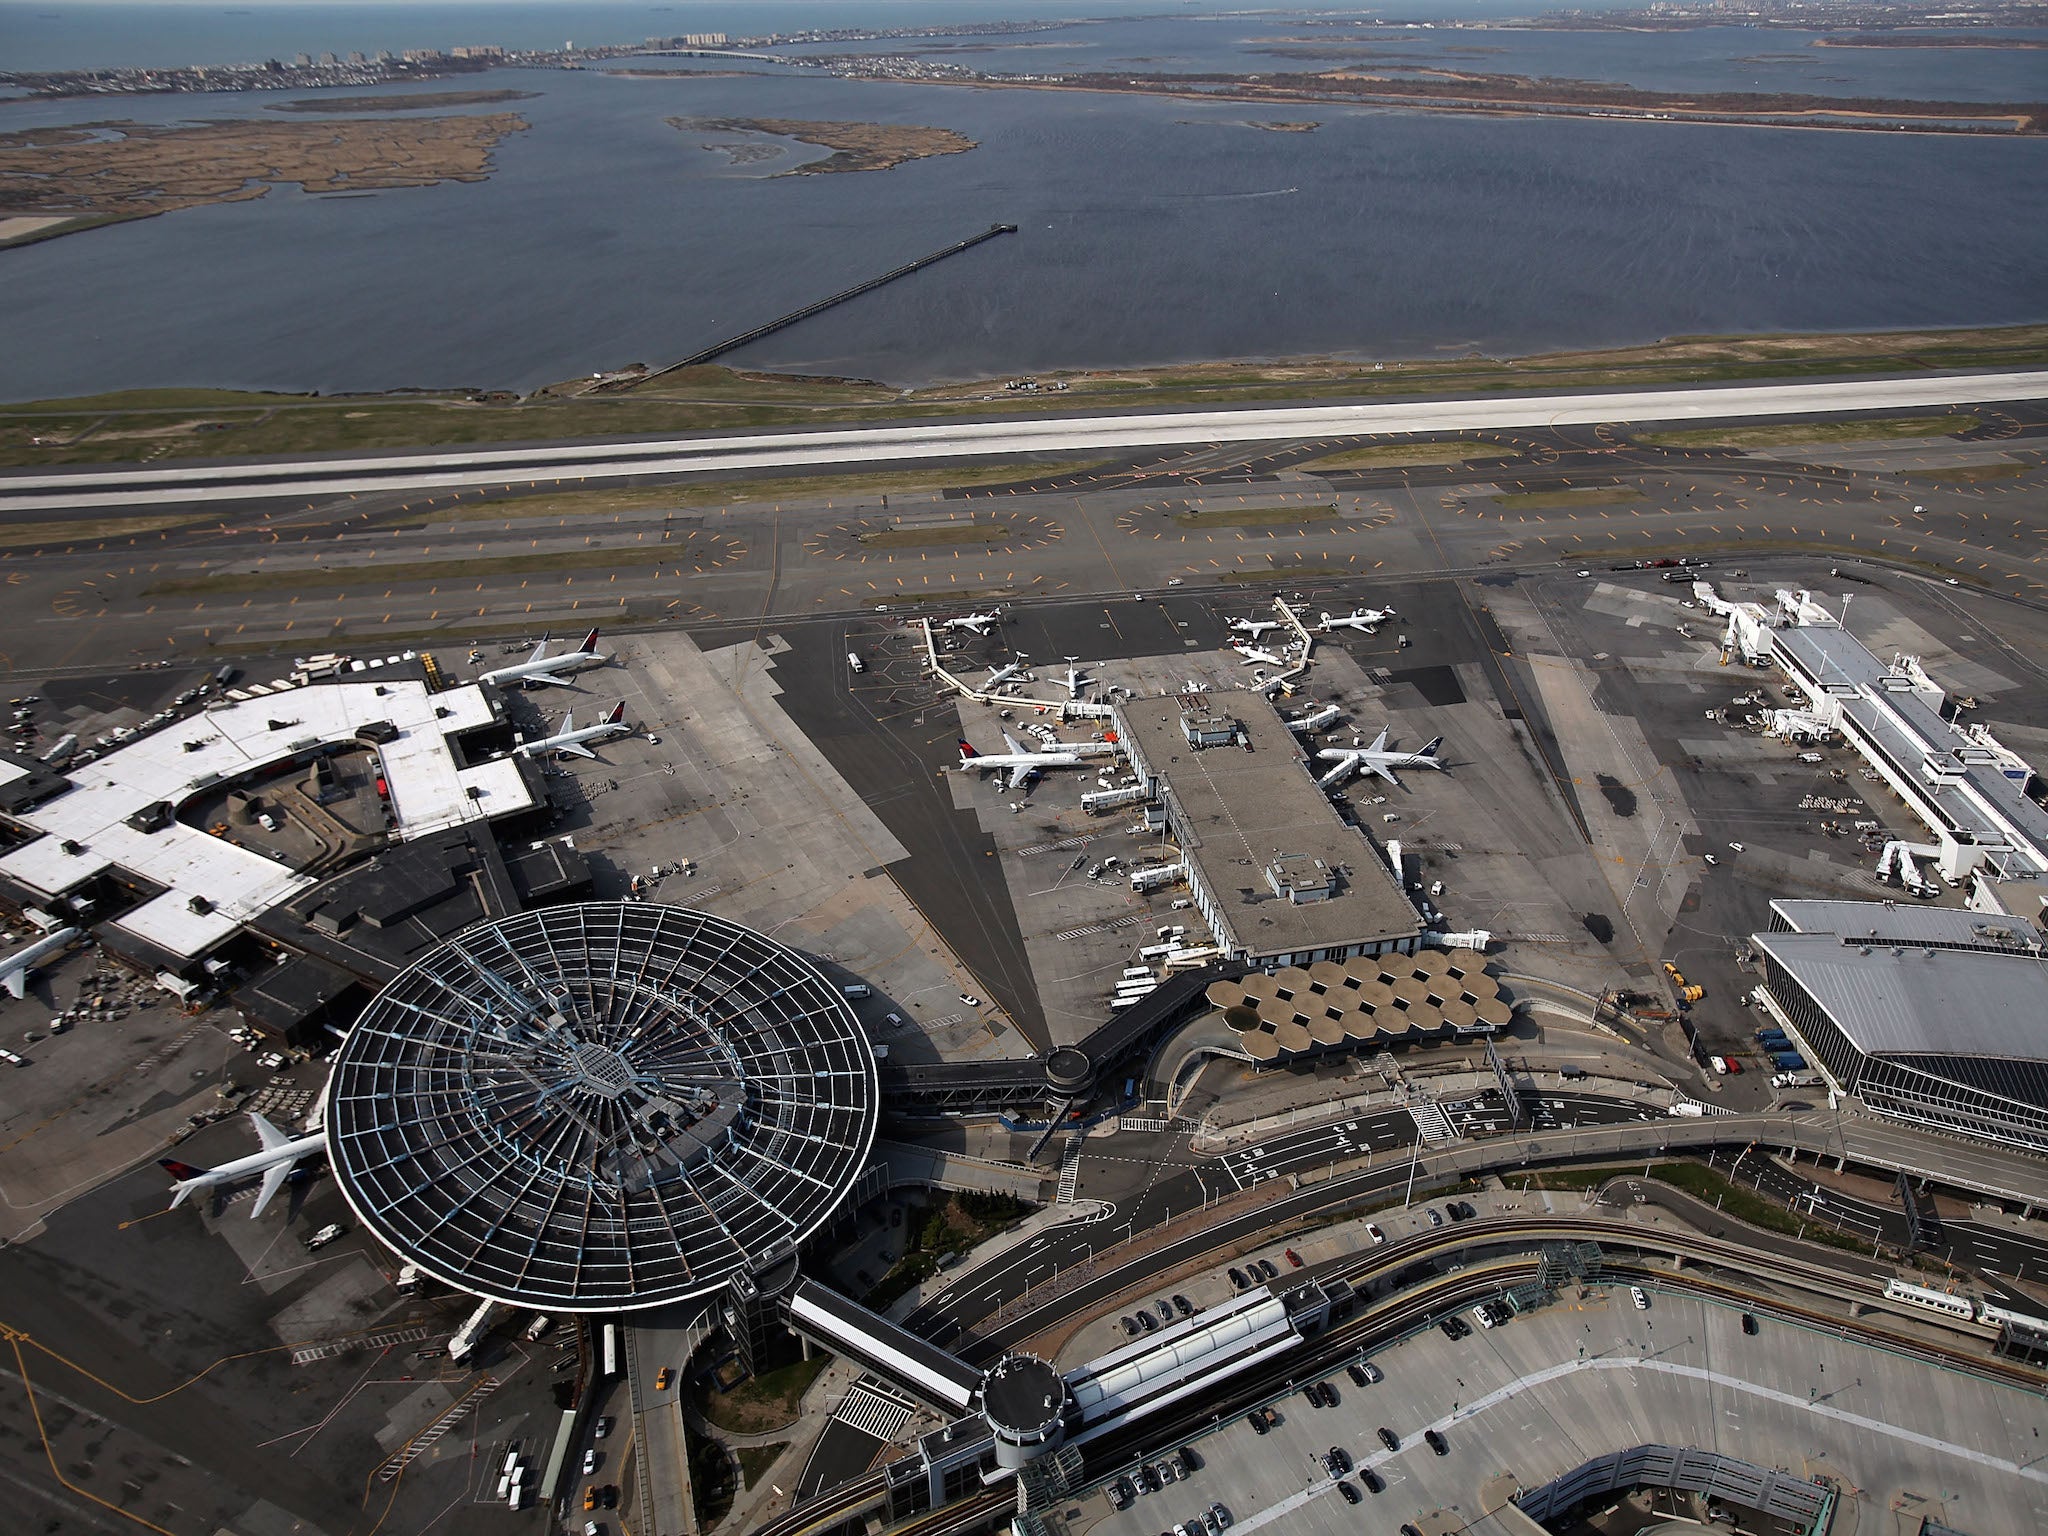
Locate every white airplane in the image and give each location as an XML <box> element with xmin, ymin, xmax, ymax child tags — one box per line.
<box><xmin>1058</xmin><ymin>659</ymin><xmax>1094</xmax><ymax>699</ymax></box>
<box><xmin>1234</xmin><ymin>644</ymin><xmax>1286</xmax><ymax>666</ymax></box>
<box><xmin>159</xmin><ymin>1111</ymin><xmax>328</xmax><ymax>1219</ymax></box>
<box><xmin>1</xmin><ymin>925</ymin><xmax>77</xmax><ymax>1000</ymax></box>
<box><xmin>1320</xmin><ymin>606</ymin><xmax>1396</xmax><ymax>633</ymax></box>
<box><xmin>480</xmin><ymin>629</ymin><xmax>608</xmax><ymax>689</ymax></box>
<box><xmin>986</xmin><ymin>657</ymin><xmax>1031</xmax><ymax>688</ymax></box>
<box><xmin>957</xmin><ymin>732</ymin><xmax>1118</xmax><ymax>790</ymax></box>
<box><xmin>1316</xmin><ymin>729</ymin><xmax>1445</xmax><ymax>789</ymax></box>
<box><xmin>515</xmin><ymin>702</ymin><xmax>630</xmax><ymax>760</ymax></box>
<box><xmin>1229</xmin><ymin>617</ymin><xmax>1286</xmax><ymax>639</ymax></box>
<box><xmin>938</xmin><ymin>609</ymin><xmax>1003</xmax><ymax>636</ymax></box>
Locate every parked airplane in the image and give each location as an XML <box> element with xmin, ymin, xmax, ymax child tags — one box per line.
<box><xmin>480</xmin><ymin>629</ymin><xmax>608</xmax><ymax>689</ymax></box>
<box><xmin>1316</xmin><ymin>729</ymin><xmax>1445</xmax><ymax>789</ymax></box>
<box><xmin>1</xmin><ymin>925</ymin><xmax>77</xmax><ymax>1000</ymax></box>
<box><xmin>986</xmin><ymin>657</ymin><xmax>1030</xmax><ymax>688</ymax></box>
<box><xmin>159</xmin><ymin>1111</ymin><xmax>328</xmax><ymax>1219</ymax></box>
<box><xmin>1229</xmin><ymin>617</ymin><xmax>1286</xmax><ymax>639</ymax></box>
<box><xmin>957</xmin><ymin>733</ymin><xmax>1118</xmax><ymax>790</ymax></box>
<box><xmin>1058</xmin><ymin>659</ymin><xmax>1094</xmax><ymax>699</ymax></box>
<box><xmin>1233</xmin><ymin>645</ymin><xmax>1286</xmax><ymax>666</ymax></box>
<box><xmin>515</xmin><ymin>702</ymin><xmax>630</xmax><ymax>760</ymax></box>
<box><xmin>1320</xmin><ymin>606</ymin><xmax>1396</xmax><ymax>633</ymax></box>
<box><xmin>938</xmin><ymin>609</ymin><xmax>1003</xmax><ymax>636</ymax></box>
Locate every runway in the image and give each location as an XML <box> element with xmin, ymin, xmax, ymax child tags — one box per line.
<box><xmin>7</xmin><ymin>371</ymin><xmax>2047</xmax><ymax>511</ymax></box>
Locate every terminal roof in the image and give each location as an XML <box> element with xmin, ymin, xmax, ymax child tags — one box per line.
<box><xmin>1754</xmin><ymin>928</ymin><xmax>2048</xmax><ymax>1061</ymax></box>
<box><xmin>0</xmin><ymin>681</ymin><xmax>531</xmax><ymax>962</ymax></box>
<box><xmin>1117</xmin><ymin>695</ymin><xmax>1418</xmax><ymax>957</ymax></box>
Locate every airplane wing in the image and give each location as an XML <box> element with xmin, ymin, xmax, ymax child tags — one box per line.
<box><xmin>1001</xmin><ymin>732</ymin><xmax>1025</xmax><ymax>754</ymax></box>
<box><xmin>1006</xmin><ymin>763</ymin><xmax>1033</xmax><ymax>791</ymax></box>
<box><xmin>250</xmin><ymin>1160</ymin><xmax>294</xmax><ymax>1220</ymax></box>
<box><xmin>1367</xmin><ymin>728</ymin><xmax>1389</xmax><ymax>753</ymax></box>
<box><xmin>1365</xmin><ymin>761</ymin><xmax>1401</xmax><ymax>787</ymax></box>
<box><xmin>526</xmin><ymin>638</ymin><xmax>549</xmax><ymax>662</ymax></box>
<box><xmin>2</xmin><ymin>970</ymin><xmax>23</xmax><ymax>1000</ymax></box>
<box><xmin>249</xmin><ymin>1111</ymin><xmax>292</xmax><ymax>1151</ymax></box>
<box><xmin>556</xmin><ymin>742</ymin><xmax>597</xmax><ymax>759</ymax></box>
<box><xmin>558</xmin><ymin>711</ymin><xmax>575</xmax><ymax>734</ymax></box>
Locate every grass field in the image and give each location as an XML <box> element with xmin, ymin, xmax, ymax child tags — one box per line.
<box><xmin>1493</xmin><ymin>485</ymin><xmax>1643</xmax><ymax>510</ymax></box>
<box><xmin>737</xmin><ymin>1443</ymin><xmax>789</xmax><ymax>1490</ymax></box>
<box><xmin>1634</xmin><ymin>414</ymin><xmax>1976</xmax><ymax>450</ymax></box>
<box><xmin>6</xmin><ymin>324</ymin><xmax>2043</xmax><ymax>468</ymax></box>
<box><xmin>1173</xmin><ymin>504</ymin><xmax>1337</xmax><ymax>528</ymax></box>
<box><xmin>1218</xmin><ymin>565</ymin><xmax>1351</xmax><ymax>582</ymax></box>
<box><xmin>144</xmin><ymin>540</ymin><xmax>719</xmax><ymax>597</ymax></box>
<box><xmin>412</xmin><ymin>461</ymin><xmax>1101</xmax><ymax>522</ymax></box>
<box><xmin>0</xmin><ymin>511</ymin><xmax>218</xmax><ymax>549</ymax></box>
<box><xmin>1301</xmin><ymin>439</ymin><xmax>1513</xmax><ymax>470</ymax></box>
<box><xmin>1903</xmin><ymin>463</ymin><xmax>2031</xmax><ymax>484</ymax></box>
<box><xmin>697</xmin><ymin>1355</ymin><xmax>829</xmax><ymax>1435</ymax></box>
<box><xmin>858</xmin><ymin>522</ymin><xmax>1014</xmax><ymax>548</ymax></box>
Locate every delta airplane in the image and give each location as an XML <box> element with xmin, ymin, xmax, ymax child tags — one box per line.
<box><xmin>1058</xmin><ymin>659</ymin><xmax>1094</xmax><ymax>699</ymax></box>
<box><xmin>1233</xmin><ymin>644</ymin><xmax>1287</xmax><ymax>666</ymax></box>
<box><xmin>1</xmin><ymin>925</ymin><xmax>76</xmax><ymax>1000</ymax></box>
<box><xmin>1316</xmin><ymin>729</ymin><xmax>1445</xmax><ymax>789</ymax></box>
<box><xmin>480</xmin><ymin>629</ymin><xmax>608</xmax><ymax>689</ymax></box>
<box><xmin>1320</xmin><ymin>606</ymin><xmax>1396</xmax><ymax>633</ymax></box>
<box><xmin>159</xmin><ymin>1111</ymin><xmax>328</xmax><ymax>1219</ymax></box>
<box><xmin>1229</xmin><ymin>617</ymin><xmax>1286</xmax><ymax>639</ymax></box>
<box><xmin>515</xmin><ymin>703</ymin><xmax>631</xmax><ymax>760</ymax></box>
<box><xmin>957</xmin><ymin>732</ymin><xmax>1119</xmax><ymax>790</ymax></box>
<box><xmin>986</xmin><ymin>657</ymin><xmax>1031</xmax><ymax>688</ymax></box>
<box><xmin>938</xmin><ymin>609</ymin><xmax>1003</xmax><ymax>636</ymax></box>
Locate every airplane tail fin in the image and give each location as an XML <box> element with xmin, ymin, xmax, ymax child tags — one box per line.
<box><xmin>957</xmin><ymin>740</ymin><xmax>980</xmax><ymax>760</ymax></box>
<box><xmin>1420</xmin><ymin>736</ymin><xmax>1443</xmax><ymax>758</ymax></box>
<box><xmin>603</xmin><ymin>702</ymin><xmax>626</xmax><ymax>726</ymax></box>
<box><xmin>160</xmin><ymin>1158</ymin><xmax>206</xmax><ymax>1206</ymax></box>
<box><xmin>577</xmin><ymin>628</ymin><xmax>601</xmax><ymax>655</ymax></box>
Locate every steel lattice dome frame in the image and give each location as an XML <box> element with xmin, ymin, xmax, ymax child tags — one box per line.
<box><xmin>325</xmin><ymin>902</ymin><xmax>877</xmax><ymax>1311</ymax></box>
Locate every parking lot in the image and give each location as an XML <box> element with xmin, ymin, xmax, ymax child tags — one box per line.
<box><xmin>1075</xmin><ymin>1284</ymin><xmax>2048</xmax><ymax>1536</ymax></box>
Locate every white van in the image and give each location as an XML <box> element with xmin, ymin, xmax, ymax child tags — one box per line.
<box><xmin>847</xmin><ymin>652</ymin><xmax>864</xmax><ymax>673</ymax></box>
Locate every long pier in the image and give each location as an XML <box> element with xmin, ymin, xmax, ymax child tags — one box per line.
<box><xmin>611</xmin><ymin>221</ymin><xmax>1018</xmax><ymax>390</ymax></box>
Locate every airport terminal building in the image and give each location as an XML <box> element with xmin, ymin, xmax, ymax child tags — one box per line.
<box><xmin>1113</xmin><ymin>696</ymin><xmax>1421</xmax><ymax>968</ymax></box>
<box><xmin>1752</xmin><ymin>900</ymin><xmax>2048</xmax><ymax>1154</ymax></box>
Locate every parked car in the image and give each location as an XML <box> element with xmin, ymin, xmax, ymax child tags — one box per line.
<box><xmin>1337</xmin><ymin>1480</ymin><xmax>1362</xmax><ymax>1505</ymax></box>
<box><xmin>1425</xmin><ymin>1428</ymin><xmax>1448</xmax><ymax>1456</ymax></box>
<box><xmin>1366</xmin><ymin>1223</ymin><xmax>1386</xmax><ymax>1245</ymax></box>
<box><xmin>303</xmin><ymin>1223</ymin><xmax>345</xmax><ymax>1251</ymax></box>
<box><xmin>1377</xmin><ymin>1426</ymin><xmax>1399</xmax><ymax>1452</ymax></box>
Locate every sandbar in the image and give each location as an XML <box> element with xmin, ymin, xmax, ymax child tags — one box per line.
<box><xmin>0</xmin><ymin>113</ymin><xmax>530</xmax><ymax>246</ymax></box>
<box><xmin>668</xmin><ymin>116</ymin><xmax>976</xmax><ymax>174</ymax></box>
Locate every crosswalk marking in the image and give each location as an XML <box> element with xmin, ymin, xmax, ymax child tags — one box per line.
<box><xmin>1056</xmin><ymin>1135</ymin><xmax>1085</xmax><ymax>1204</ymax></box>
<box><xmin>377</xmin><ymin>1375</ymin><xmax>501</xmax><ymax>1480</ymax></box>
<box><xmin>292</xmin><ymin>1323</ymin><xmax>430</xmax><ymax>1366</ymax></box>
<box><xmin>1055</xmin><ymin>914</ymin><xmax>1142</xmax><ymax>942</ymax></box>
<box><xmin>832</xmin><ymin>1380</ymin><xmax>916</xmax><ymax>1442</ymax></box>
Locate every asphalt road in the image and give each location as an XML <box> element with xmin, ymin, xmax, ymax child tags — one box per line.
<box><xmin>7</xmin><ymin>372</ymin><xmax>2046</xmax><ymax>510</ymax></box>
<box><xmin>900</xmin><ymin>1093</ymin><xmax>2048</xmax><ymax>1355</ymax></box>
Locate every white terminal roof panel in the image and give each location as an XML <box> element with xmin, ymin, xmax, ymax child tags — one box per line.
<box><xmin>1067</xmin><ymin>1294</ymin><xmax>1293</xmax><ymax>1423</ymax></box>
<box><xmin>0</xmin><ymin>680</ymin><xmax>530</xmax><ymax>961</ymax></box>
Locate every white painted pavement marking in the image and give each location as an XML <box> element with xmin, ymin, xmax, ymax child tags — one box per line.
<box><xmin>1235</xmin><ymin>1351</ymin><xmax>2048</xmax><ymax>1532</ymax></box>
